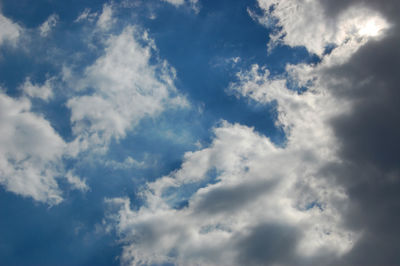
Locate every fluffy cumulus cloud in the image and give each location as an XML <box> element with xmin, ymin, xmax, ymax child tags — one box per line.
<box><xmin>66</xmin><ymin>25</ymin><xmax>187</xmax><ymax>154</ymax></box>
<box><xmin>0</xmin><ymin>10</ymin><xmax>21</xmax><ymax>46</ymax></box>
<box><xmin>0</xmin><ymin>93</ymin><xmax>66</xmax><ymax>205</ymax></box>
<box><xmin>107</xmin><ymin>0</ymin><xmax>400</xmax><ymax>265</ymax></box>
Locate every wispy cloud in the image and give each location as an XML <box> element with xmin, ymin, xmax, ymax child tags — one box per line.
<box><xmin>39</xmin><ymin>14</ymin><xmax>59</xmax><ymax>37</ymax></box>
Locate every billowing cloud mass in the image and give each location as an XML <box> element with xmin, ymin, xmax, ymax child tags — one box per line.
<box><xmin>0</xmin><ymin>89</ymin><xmax>90</xmax><ymax>204</ymax></box>
<box><xmin>0</xmin><ymin>93</ymin><xmax>66</xmax><ymax>205</ymax></box>
<box><xmin>108</xmin><ymin>117</ymin><xmax>355</xmax><ymax>265</ymax></box>
<box><xmin>107</xmin><ymin>0</ymin><xmax>400</xmax><ymax>265</ymax></box>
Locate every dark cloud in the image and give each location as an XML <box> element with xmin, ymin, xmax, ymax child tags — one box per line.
<box><xmin>319</xmin><ymin>0</ymin><xmax>400</xmax><ymax>264</ymax></box>
<box><xmin>192</xmin><ymin>179</ymin><xmax>277</xmax><ymax>215</ymax></box>
<box><xmin>235</xmin><ymin>223</ymin><xmax>300</xmax><ymax>266</ymax></box>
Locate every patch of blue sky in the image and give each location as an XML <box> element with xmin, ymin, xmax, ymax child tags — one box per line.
<box><xmin>323</xmin><ymin>43</ymin><xmax>338</xmax><ymax>56</ymax></box>
<box><xmin>0</xmin><ymin>186</ymin><xmax>122</xmax><ymax>266</ymax></box>
<box><xmin>1</xmin><ymin>0</ymin><xmax>105</xmax><ymax>25</ymax></box>
<box><xmin>305</xmin><ymin>201</ymin><xmax>324</xmax><ymax>211</ymax></box>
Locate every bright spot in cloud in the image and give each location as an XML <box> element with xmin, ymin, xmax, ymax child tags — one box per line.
<box><xmin>358</xmin><ymin>17</ymin><xmax>389</xmax><ymax>37</ymax></box>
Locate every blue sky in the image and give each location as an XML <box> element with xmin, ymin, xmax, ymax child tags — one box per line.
<box><xmin>1</xmin><ymin>0</ymin><xmax>400</xmax><ymax>265</ymax></box>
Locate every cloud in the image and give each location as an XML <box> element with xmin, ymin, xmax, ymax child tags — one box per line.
<box><xmin>160</xmin><ymin>0</ymin><xmax>199</xmax><ymax>12</ymax></box>
<box><xmin>251</xmin><ymin>0</ymin><xmax>390</xmax><ymax>56</ymax></box>
<box><xmin>0</xmin><ymin>93</ymin><xmax>66</xmax><ymax>205</ymax></box>
<box><xmin>74</xmin><ymin>4</ymin><xmax>113</xmax><ymax>30</ymax></box>
<box><xmin>66</xmin><ymin>26</ymin><xmax>187</xmax><ymax>154</ymax></box>
<box><xmin>66</xmin><ymin>171</ymin><xmax>89</xmax><ymax>192</ymax></box>
<box><xmin>317</xmin><ymin>2</ymin><xmax>400</xmax><ymax>264</ymax></box>
<box><xmin>107</xmin><ymin>119</ymin><xmax>355</xmax><ymax>265</ymax></box>
<box><xmin>0</xmin><ymin>11</ymin><xmax>21</xmax><ymax>46</ymax></box>
<box><xmin>161</xmin><ymin>0</ymin><xmax>198</xmax><ymax>6</ymax></box>
<box><xmin>96</xmin><ymin>4</ymin><xmax>114</xmax><ymax>30</ymax></box>
<box><xmin>246</xmin><ymin>0</ymin><xmax>400</xmax><ymax>265</ymax></box>
<box><xmin>39</xmin><ymin>14</ymin><xmax>59</xmax><ymax>37</ymax></box>
<box><xmin>161</xmin><ymin>0</ymin><xmax>185</xmax><ymax>6</ymax></box>
<box><xmin>19</xmin><ymin>77</ymin><xmax>54</xmax><ymax>101</ymax></box>
<box><xmin>74</xmin><ymin>8</ymin><xmax>98</xmax><ymax>23</ymax></box>
<box><xmin>0</xmin><ymin>87</ymin><xmax>90</xmax><ymax>204</ymax></box>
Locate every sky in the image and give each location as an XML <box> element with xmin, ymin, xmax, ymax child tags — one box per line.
<box><xmin>0</xmin><ymin>0</ymin><xmax>399</xmax><ymax>265</ymax></box>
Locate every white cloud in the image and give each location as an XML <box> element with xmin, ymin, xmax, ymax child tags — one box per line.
<box><xmin>252</xmin><ymin>0</ymin><xmax>390</xmax><ymax>56</ymax></box>
<box><xmin>160</xmin><ymin>0</ymin><xmax>199</xmax><ymax>12</ymax></box>
<box><xmin>0</xmin><ymin>93</ymin><xmax>66</xmax><ymax>205</ymax></box>
<box><xmin>20</xmin><ymin>77</ymin><xmax>54</xmax><ymax>101</ymax></box>
<box><xmin>162</xmin><ymin>0</ymin><xmax>185</xmax><ymax>6</ymax></box>
<box><xmin>107</xmin><ymin>119</ymin><xmax>355</xmax><ymax>265</ymax></box>
<box><xmin>66</xmin><ymin>26</ymin><xmax>187</xmax><ymax>154</ymax></box>
<box><xmin>39</xmin><ymin>14</ymin><xmax>59</xmax><ymax>37</ymax></box>
<box><xmin>96</xmin><ymin>4</ymin><xmax>114</xmax><ymax>30</ymax></box>
<box><xmin>75</xmin><ymin>8</ymin><xmax>98</xmax><ymax>23</ymax></box>
<box><xmin>106</xmin><ymin>61</ymin><xmax>358</xmax><ymax>264</ymax></box>
<box><xmin>0</xmin><ymin>90</ymin><xmax>89</xmax><ymax>204</ymax></box>
<box><xmin>0</xmin><ymin>11</ymin><xmax>21</xmax><ymax>46</ymax></box>
<box><xmin>66</xmin><ymin>171</ymin><xmax>89</xmax><ymax>192</ymax></box>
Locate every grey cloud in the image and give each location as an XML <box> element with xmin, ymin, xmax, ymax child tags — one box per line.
<box><xmin>192</xmin><ymin>180</ymin><xmax>277</xmax><ymax>215</ymax></box>
<box><xmin>317</xmin><ymin>0</ymin><xmax>400</xmax><ymax>264</ymax></box>
<box><xmin>235</xmin><ymin>223</ymin><xmax>300</xmax><ymax>266</ymax></box>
